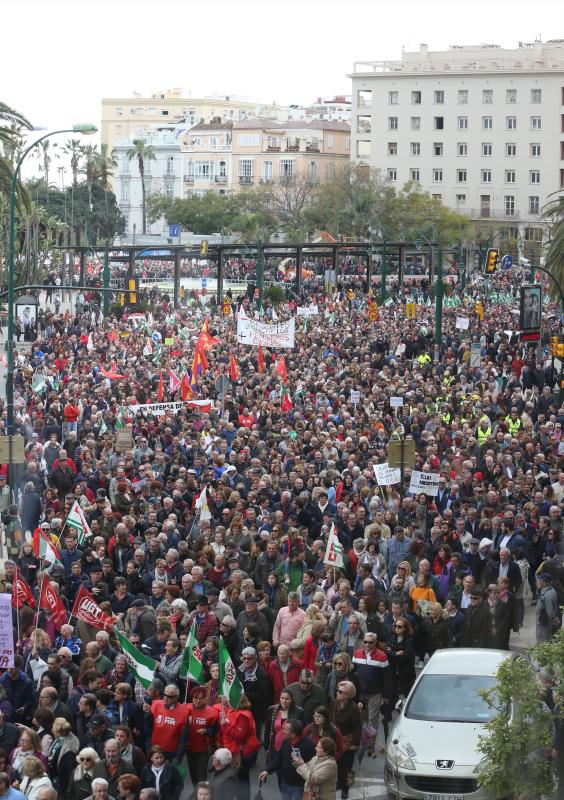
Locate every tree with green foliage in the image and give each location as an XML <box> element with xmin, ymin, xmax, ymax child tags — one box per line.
<box><xmin>0</xmin><ymin>100</ymin><xmax>32</xmax><ymax>209</ymax></box>
<box><xmin>127</xmin><ymin>139</ymin><xmax>155</xmax><ymax>234</ymax></box>
<box><xmin>32</xmin><ymin>183</ymin><xmax>125</xmax><ymax>245</ymax></box>
<box><xmin>61</xmin><ymin>139</ymin><xmax>82</xmax><ymax>188</ymax></box>
<box><xmin>544</xmin><ymin>193</ymin><xmax>564</xmax><ymax>297</ymax></box>
<box><xmin>478</xmin><ymin>630</ymin><xmax>564</xmax><ymax>800</ymax></box>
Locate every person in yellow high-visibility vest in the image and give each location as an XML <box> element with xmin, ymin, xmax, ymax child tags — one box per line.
<box><xmin>505</xmin><ymin>408</ymin><xmax>522</xmax><ymax>437</ymax></box>
<box><xmin>476</xmin><ymin>417</ymin><xmax>492</xmax><ymax>445</ymax></box>
<box><xmin>417</xmin><ymin>353</ymin><xmax>431</xmax><ymax>367</ymax></box>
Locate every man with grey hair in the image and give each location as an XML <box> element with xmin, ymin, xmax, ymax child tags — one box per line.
<box><xmin>149</xmin><ymin>684</ymin><xmax>189</xmax><ymax>761</ymax></box>
<box><xmin>209</xmin><ymin>748</ymin><xmax>239</xmax><ymax>800</ymax></box>
<box><xmin>238</xmin><ymin>648</ymin><xmax>270</xmax><ymax>738</ymax></box>
<box><xmin>92</xmin><ymin>740</ymin><xmax>132</xmax><ymax>796</ymax></box>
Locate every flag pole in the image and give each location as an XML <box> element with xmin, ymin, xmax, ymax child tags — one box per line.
<box><xmin>13</xmin><ymin>566</ymin><xmax>20</xmax><ymax>648</ymax></box>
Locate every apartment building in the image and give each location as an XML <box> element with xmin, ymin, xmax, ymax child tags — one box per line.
<box><xmin>180</xmin><ymin>119</ymin><xmax>351</xmax><ymax>196</ymax></box>
<box><xmin>350</xmin><ymin>40</ymin><xmax>564</xmax><ymax>245</ymax></box>
<box><xmin>101</xmin><ymin>89</ymin><xmax>290</xmax><ymax>154</ymax></box>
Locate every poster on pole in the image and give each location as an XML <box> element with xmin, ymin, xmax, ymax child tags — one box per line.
<box><xmin>236</xmin><ymin>314</ymin><xmax>295</xmax><ymax>348</ymax></box>
<box><xmin>296</xmin><ymin>304</ymin><xmax>319</xmax><ymax>318</ymax></box>
<box><xmin>455</xmin><ymin>316</ymin><xmax>470</xmax><ymax>330</ymax></box>
<box><xmin>390</xmin><ymin>396</ymin><xmax>404</xmax><ymax>408</ymax></box>
<box><xmin>373</xmin><ymin>463</ymin><xmax>401</xmax><ymax>486</ymax></box>
<box><xmin>350</xmin><ymin>390</ymin><xmax>361</xmax><ymax>406</ymax></box>
<box><xmin>408</xmin><ymin>470</ymin><xmax>440</xmax><ymax>496</ymax></box>
<box><xmin>0</xmin><ymin>594</ymin><xmax>14</xmax><ymax>668</ymax></box>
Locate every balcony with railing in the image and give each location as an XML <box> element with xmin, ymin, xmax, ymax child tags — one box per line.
<box><xmin>239</xmin><ymin>175</ymin><xmax>254</xmax><ymax>184</ymax></box>
<box><xmin>184</xmin><ymin>144</ymin><xmax>231</xmax><ymax>152</ymax></box>
<box><xmin>469</xmin><ymin>208</ymin><xmax>521</xmax><ymax>219</ymax></box>
<box><xmin>183</xmin><ymin>175</ymin><xmax>194</xmax><ymax>183</ymax></box>
<box><xmin>306</xmin><ymin>145</ymin><xmax>320</xmax><ymax>153</ymax></box>
<box><xmin>215</xmin><ymin>175</ymin><xmax>228</xmax><ymax>183</ymax></box>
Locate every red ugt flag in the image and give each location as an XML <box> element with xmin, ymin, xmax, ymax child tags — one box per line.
<box><xmin>39</xmin><ymin>578</ymin><xmax>68</xmax><ymax>631</ymax></box>
<box><xmin>71</xmin><ymin>586</ymin><xmax>116</xmax><ymax>632</ymax></box>
<box><xmin>12</xmin><ymin>570</ymin><xmax>35</xmax><ymax>610</ymax></box>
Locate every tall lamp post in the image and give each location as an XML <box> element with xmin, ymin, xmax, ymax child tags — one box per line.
<box><xmin>414</xmin><ymin>229</ymin><xmax>443</xmax><ymax>344</ymax></box>
<box><xmin>7</xmin><ymin>124</ymin><xmax>97</xmax><ymax>469</ymax></box>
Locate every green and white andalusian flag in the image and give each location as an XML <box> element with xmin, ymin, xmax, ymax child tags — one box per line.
<box><xmin>218</xmin><ymin>636</ymin><xmax>243</xmax><ymax>709</ymax></box>
<box><xmin>66</xmin><ymin>500</ymin><xmax>93</xmax><ymax>547</ymax></box>
<box><xmin>180</xmin><ymin>620</ymin><xmax>204</xmax><ymax>682</ymax></box>
<box><xmin>116</xmin><ymin>630</ymin><xmax>156</xmax><ymax>689</ymax></box>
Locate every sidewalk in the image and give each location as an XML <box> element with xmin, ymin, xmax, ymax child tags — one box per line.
<box><xmin>509</xmin><ymin>600</ymin><xmax>537</xmax><ymax>653</ymax></box>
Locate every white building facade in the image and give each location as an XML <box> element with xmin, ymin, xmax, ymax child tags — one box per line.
<box><xmin>350</xmin><ymin>40</ymin><xmax>564</xmax><ymax>245</ymax></box>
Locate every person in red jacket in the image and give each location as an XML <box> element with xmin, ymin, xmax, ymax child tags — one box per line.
<box><xmin>187</xmin><ymin>597</ymin><xmax>219</xmax><ymax>645</ymax></box>
<box><xmin>268</xmin><ymin>644</ymin><xmax>303</xmax><ymax>703</ymax></box>
<box><xmin>185</xmin><ymin>686</ymin><xmax>219</xmax><ymax>786</ymax></box>
<box><xmin>63</xmin><ymin>399</ymin><xmax>80</xmax><ymax>435</ymax></box>
<box><xmin>150</xmin><ymin>683</ymin><xmax>190</xmax><ymax>761</ymax></box>
<box><xmin>214</xmin><ymin>694</ymin><xmax>261</xmax><ymax>800</ymax></box>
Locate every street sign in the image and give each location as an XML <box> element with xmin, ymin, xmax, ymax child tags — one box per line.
<box><xmin>222</xmin><ymin>298</ymin><xmax>231</xmax><ymax>316</ymax></box>
<box><xmin>368</xmin><ymin>303</ymin><xmax>378</xmax><ymax>322</ymax></box>
<box><xmin>470</xmin><ymin>343</ymin><xmax>481</xmax><ymax>367</ymax></box>
<box><xmin>405</xmin><ymin>302</ymin><xmax>416</xmax><ymax>319</ymax></box>
<box><xmin>0</xmin><ymin>436</ymin><xmax>25</xmax><ymax>464</ymax></box>
<box><xmin>388</xmin><ymin>439</ymin><xmax>416</xmax><ymax>469</ymax></box>
<box><xmin>215</xmin><ymin>375</ymin><xmax>231</xmax><ymax>397</ymax></box>
<box><xmin>168</xmin><ymin>224</ymin><xmax>180</xmax><ymax>238</ymax></box>
<box><xmin>501</xmin><ymin>254</ymin><xmax>513</xmax><ymax>270</ymax></box>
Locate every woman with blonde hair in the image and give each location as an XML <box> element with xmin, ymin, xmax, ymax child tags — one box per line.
<box><xmin>18</xmin><ymin>756</ymin><xmax>53</xmax><ymax>800</ymax></box>
<box><xmin>296</xmin><ymin>604</ymin><xmax>327</xmax><ymax>642</ymax></box>
<box><xmin>66</xmin><ymin>748</ymin><xmax>100</xmax><ymax>800</ymax></box>
<box><xmin>48</xmin><ymin>717</ymin><xmax>79</xmax><ymax>796</ymax></box>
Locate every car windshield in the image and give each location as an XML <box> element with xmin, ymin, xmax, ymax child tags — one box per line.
<box><xmin>405</xmin><ymin>674</ymin><xmax>498</xmax><ymax>723</ymax></box>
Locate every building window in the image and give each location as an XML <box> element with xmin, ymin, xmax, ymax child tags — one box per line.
<box><xmin>530</xmin><ymin>170</ymin><xmax>541</xmax><ymax>184</ymax></box>
<box><xmin>482</xmin><ymin>169</ymin><xmax>492</xmax><ymax>183</ymax></box>
<box><xmin>531</xmin><ymin>143</ymin><xmax>541</xmax><ymax>157</ymax></box>
<box><xmin>345</xmin><ymin>137</ymin><xmax>350</xmax><ymax>150</ymax></box>
<box><xmin>482</xmin><ymin>89</ymin><xmax>493</xmax><ymax>104</ymax></box>
<box><xmin>308</xmin><ymin>161</ymin><xmax>317</xmax><ymax>180</ymax></box>
<box><xmin>412</xmin><ymin>91</ymin><xmax>421</xmax><ymax>104</ymax></box>
<box><xmin>457</xmin><ymin>142</ymin><xmax>468</xmax><ymax>156</ymax></box>
<box><xmin>389</xmin><ymin>91</ymin><xmax>399</xmax><ymax>104</ymax></box>
<box><xmin>458</xmin><ymin>89</ymin><xmax>468</xmax><ymax>104</ymax></box>
<box><xmin>280</xmin><ymin>159</ymin><xmax>294</xmax><ymax>178</ymax></box>
<box><xmin>433</xmin><ymin>168</ymin><xmax>443</xmax><ymax>182</ymax></box>
<box><xmin>387</xmin><ymin>168</ymin><xmax>397</xmax><ymax>181</ymax></box>
<box><xmin>506</xmin><ymin>143</ymin><xmax>517</xmax><ymax>157</ymax></box>
<box><xmin>238</xmin><ymin>159</ymin><xmax>253</xmax><ymax>177</ymax></box>
<box><xmin>457</xmin><ymin>169</ymin><xmax>467</xmax><ymax>182</ymax></box>
<box><xmin>434</xmin><ymin>117</ymin><xmax>444</xmax><ymax>130</ymax></box>
<box><xmin>482</xmin><ymin>116</ymin><xmax>493</xmax><ymax>130</ymax></box>
<box><xmin>388</xmin><ymin>142</ymin><xmax>398</xmax><ymax>156</ymax></box>
<box><xmin>432</xmin><ymin>193</ymin><xmax>442</xmax><ymax>201</ymax></box>
<box><xmin>356</xmin><ymin>140</ymin><xmax>370</xmax><ymax>158</ymax></box>
<box><xmin>411</xmin><ymin>117</ymin><xmax>421</xmax><ymax>130</ymax></box>
<box><xmin>433</xmin><ymin>142</ymin><xmax>443</xmax><ymax>156</ymax></box>
<box><xmin>357</xmin><ymin>115</ymin><xmax>371</xmax><ymax>133</ymax></box>
<box><xmin>166</xmin><ymin>156</ymin><xmax>175</xmax><ymax>176</ymax></box>
<box><xmin>531</xmin><ymin>116</ymin><xmax>542</xmax><ymax>130</ymax></box>
<box><xmin>482</xmin><ymin>142</ymin><xmax>493</xmax><ymax>156</ymax></box>
<box><xmin>529</xmin><ymin>195</ymin><xmax>540</xmax><ymax>214</ymax></box>
<box><xmin>161</xmin><ymin>110</ymin><xmax>169</xmax><ymax>116</ymax></box>
<box><xmin>506</xmin><ymin>116</ymin><xmax>517</xmax><ymax>130</ymax></box>
<box><xmin>410</xmin><ymin>168</ymin><xmax>420</xmax><ymax>181</ymax></box>
<box><xmin>263</xmin><ymin>161</ymin><xmax>273</xmax><ymax>180</ymax></box>
<box><xmin>388</xmin><ymin>117</ymin><xmax>398</xmax><ymax>130</ymax></box>
<box><xmin>456</xmin><ymin>193</ymin><xmax>467</xmax><ymax>209</ymax></box>
<box><xmin>237</xmin><ymin>134</ymin><xmax>259</xmax><ymax>146</ymax></box>
<box><xmin>505</xmin><ymin>196</ymin><xmax>515</xmax><ymax>216</ymax></box>
<box><xmin>434</xmin><ymin>90</ymin><xmax>444</xmax><ymax>104</ymax></box>
<box><xmin>505</xmin><ymin>170</ymin><xmax>516</xmax><ymax>183</ymax></box>
<box><xmin>457</xmin><ymin>116</ymin><xmax>468</xmax><ymax>130</ymax></box>
<box><xmin>411</xmin><ymin>141</ymin><xmax>421</xmax><ymax>156</ymax></box>
<box><xmin>506</xmin><ymin>88</ymin><xmax>517</xmax><ymax>103</ymax></box>
<box><xmin>120</xmin><ymin>183</ymin><xmax>129</xmax><ymax>204</ymax></box>
<box><xmin>480</xmin><ymin>195</ymin><xmax>491</xmax><ymax>216</ymax></box>
<box><xmin>531</xmin><ymin>88</ymin><xmax>542</xmax><ymax>103</ymax></box>
<box><xmin>326</xmin><ymin>162</ymin><xmax>336</xmax><ymax>180</ymax></box>
<box><xmin>327</xmin><ymin>134</ymin><xmax>334</xmax><ymax>147</ymax></box>
<box><xmin>116</xmin><ymin>107</ymin><xmax>123</xmax><ymax>117</ymax></box>
<box><xmin>525</xmin><ymin>227</ymin><xmax>543</xmax><ymax>242</ymax></box>
<box><xmin>357</xmin><ymin>89</ymin><xmax>372</xmax><ymax>108</ymax></box>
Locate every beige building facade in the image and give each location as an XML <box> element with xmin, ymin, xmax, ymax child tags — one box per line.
<box><xmin>181</xmin><ymin>119</ymin><xmax>351</xmax><ymax>196</ymax></box>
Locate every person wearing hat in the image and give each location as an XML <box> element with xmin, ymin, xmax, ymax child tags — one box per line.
<box><xmin>235</xmin><ymin>595</ymin><xmax>269</xmax><ymax>642</ymax></box>
<box><xmin>184</xmin><ymin>686</ymin><xmax>220</xmax><ymax>786</ymax></box>
<box><xmin>205</xmin><ymin>586</ymin><xmax>231</xmax><ymax>622</ymax></box>
<box><xmin>187</xmin><ymin>596</ymin><xmax>219</xmax><ymax>646</ymax></box>
<box><xmin>535</xmin><ymin>573</ymin><xmax>559</xmax><ymax>643</ymax></box>
<box><xmin>0</xmin><ymin>473</ymin><xmax>10</xmax><ymax>516</ymax></box>
<box><xmin>83</xmin><ymin>713</ymin><xmax>113</xmax><ymax>757</ymax></box>
<box><xmin>462</xmin><ymin>538</ymin><xmax>484</xmax><ymax>584</ymax></box>
<box><xmin>461</xmin><ymin>590</ymin><xmax>491</xmax><ymax>648</ymax></box>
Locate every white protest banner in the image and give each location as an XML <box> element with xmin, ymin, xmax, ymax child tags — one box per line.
<box><xmin>127</xmin><ymin>402</ymin><xmax>186</xmax><ymax>417</ymax></box>
<box><xmin>323</xmin><ymin>523</ymin><xmax>344</xmax><ymax>568</ymax></box>
<box><xmin>350</xmin><ymin>390</ymin><xmax>361</xmax><ymax>406</ymax></box>
<box><xmin>409</xmin><ymin>470</ymin><xmax>440</xmax><ymax>496</ymax></box>
<box><xmin>470</xmin><ymin>343</ymin><xmax>481</xmax><ymax>368</ymax></box>
<box><xmin>373</xmin><ymin>462</ymin><xmax>401</xmax><ymax>486</ymax></box>
<box><xmin>455</xmin><ymin>316</ymin><xmax>470</xmax><ymax>330</ymax></box>
<box><xmin>0</xmin><ymin>594</ymin><xmax>14</xmax><ymax>668</ymax></box>
<box><xmin>236</xmin><ymin>314</ymin><xmax>295</xmax><ymax>349</ymax></box>
<box><xmin>296</xmin><ymin>304</ymin><xmax>319</xmax><ymax>318</ymax></box>
<box><xmin>390</xmin><ymin>396</ymin><xmax>404</xmax><ymax>408</ymax></box>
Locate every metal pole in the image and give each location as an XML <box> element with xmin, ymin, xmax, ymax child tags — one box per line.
<box><xmin>79</xmin><ymin>248</ymin><xmax>86</xmax><ymax>288</ymax></box>
<box><xmin>380</xmin><ymin>240</ymin><xmax>387</xmax><ymax>304</ymax></box>
<box><xmin>366</xmin><ymin>248</ymin><xmax>372</xmax><ymax>293</ymax></box>
<box><xmin>295</xmin><ymin>244</ymin><xmax>302</xmax><ymax>297</ymax></box>
<box><xmin>173</xmin><ymin>248</ymin><xmax>180</xmax><ymax>310</ymax></box>
<box><xmin>435</xmin><ymin>248</ymin><xmax>444</xmax><ymax>346</ymax></box>
<box><xmin>256</xmin><ymin>241</ymin><xmax>264</xmax><ymax>310</ymax></box>
<box><xmin>103</xmin><ymin>242</ymin><xmax>110</xmax><ymax>315</ymax></box>
<box><xmin>217</xmin><ymin>246</ymin><xmax>224</xmax><ymax>305</ymax></box>
<box><xmin>398</xmin><ymin>243</ymin><xmax>404</xmax><ymax>287</ymax></box>
<box><xmin>460</xmin><ymin>247</ymin><xmax>467</xmax><ymax>293</ymax></box>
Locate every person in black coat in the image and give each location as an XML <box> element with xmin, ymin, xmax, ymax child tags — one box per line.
<box><xmin>20</xmin><ymin>484</ymin><xmax>43</xmax><ymax>535</ymax></box>
<box><xmin>461</xmin><ymin>591</ymin><xmax>491</xmax><ymax>648</ymax></box>
<box><xmin>385</xmin><ymin>621</ymin><xmax>416</xmax><ymax>698</ymax></box>
<box><xmin>487</xmin><ymin>586</ymin><xmax>511</xmax><ymax>649</ymax></box>
<box><xmin>445</xmin><ymin>597</ymin><xmax>465</xmax><ymax>647</ymax></box>
<box><xmin>140</xmin><ymin>745</ymin><xmax>183</xmax><ymax>800</ymax></box>
<box><xmin>422</xmin><ymin>604</ymin><xmax>453</xmax><ymax>656</ymax></box>
<box><xmin>238</xmin><ymin>647</ymin><xmax>271</xmax><ymax>738</ymax></box>
<box><xmin>488</xmin><ymin>548</ymin><xmax>523</xmax><ymax>595</ymax></box>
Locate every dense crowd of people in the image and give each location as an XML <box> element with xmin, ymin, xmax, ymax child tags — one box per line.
<box><xmin>0</xmin><ymin>262</ymin><xmax>562</xmax><ymax>800</ymax></box>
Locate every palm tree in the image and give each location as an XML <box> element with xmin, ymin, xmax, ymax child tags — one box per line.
<box><xmin>61</xmin><ymin>138</ymin><xmax>82</xmax><ymax>188</ymax></box>
<box><xmin>95</xmin><ymin>144</ymin><xmax>118</xmax><ymax>190</ymax></box>
<box><xmin>0</xmin><ymin>100</ymin><xmax>31</xmax><ymax>205</ymax></box>
<box><xmin>544</xmin><ymin>194</ymin><xmax>564</xmax><ymax>294</ymax></box>
<box><xmin>127</xmin><ymin>138</ymin><xmax>155</xmax><ymax>234</ymax></box>
<box><xmin>80</xmin><ymin>143</ymin><xmax>99</xmax><ymax>210</ymax></box>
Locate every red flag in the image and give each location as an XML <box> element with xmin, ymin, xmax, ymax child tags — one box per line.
<box><xmin>71</xmin><ymin>586</ymin><xmax>116</xmax><ymax>632</ymax></box>
<box><xmin>229</xmin><ymin>354</ymin><xmax>239</xmax><ymax>382</ymax></box>
<box><xmin>169</xmin><ymin>369</ymin><xmax>181</xmax><ymax>394</ymax></box>
<box><xmin>280</xmin><ymin>383</ymin><xmax>293</xmax><ymax>413</ymax></box>
<box><xmin>186</xmin><ymin>399</ymin><xmax>212</xmax><ymax>413</ymax></box>
<box><xmin>157</xmin><ymin>370</ymin><xmax>164</xmax><ymax>402</ymax></box>
<box><xmin>257</xmin><ymin>345</ymin><xmax>265</xmax><ymax>374</ymax></box>
<box><xmin>274</xmin><ymin>356</ymin><xmax>287</xmax><ymax>384</ymax></box>
<box><xmin>39</xmin><ymin>577</ymin><xmax>67</xmax><ymax>630</ymax></box>
<box><xmin>12</xmin><ymin>569</ymin><xmax>35</xmax><ymax>610</ymax></box>
<box><xmin>180</xmin><ymin>373</ymin><xmax>194</xmax><ymax>401</ymax></box>
<box><xmin>99</xmin><ymin>367</ymin><xmax>125</xmax><ymax>380</ymax></box>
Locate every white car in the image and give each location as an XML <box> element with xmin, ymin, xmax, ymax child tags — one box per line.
<box><xmin>384</xmin><ymin>648</ymin><xmax>513</xmax><ymax>800</ymax></box>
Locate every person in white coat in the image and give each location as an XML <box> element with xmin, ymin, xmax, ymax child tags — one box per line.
<box><xmin>18</xmin><ymin>757</ymin><xmax>53</xmax><ymax>800</ymax></box>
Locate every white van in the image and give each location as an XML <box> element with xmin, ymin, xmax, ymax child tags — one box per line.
<box><xmin>384</xmin><ymin>648</ymin><xmax>513</xmax><ymax>800</ymax></box>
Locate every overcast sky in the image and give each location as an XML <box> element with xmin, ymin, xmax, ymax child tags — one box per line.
<box><xmin>3</xmin><ymin>0</ymin><xmax>561</xmax><ymax>176</ymax></box>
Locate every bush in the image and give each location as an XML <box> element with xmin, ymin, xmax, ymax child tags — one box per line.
<box><xmin>264</xmin><ymin>285</ymin><xmax>286</xmax><ymax>305</ymax></box>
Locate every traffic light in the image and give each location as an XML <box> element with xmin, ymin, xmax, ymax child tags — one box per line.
<box><xmin>475</xmin><ymin>300</ymin><xmax>484</xmax><ymax>320</ymax></box>
<box><xmin>485</xmin><ymin>248</ymin><xmax>499</xmax><ymax>274</ymax></box>
<box><xmin>551</xmin><ymin>336</ymin><xmax>559</xmax><ymax>356</ymax></box>
<box><xmin>200</xmin><ymin>240</ymin><xmax>208</xmax><ymax>257</ymax></box>
<box><xmin>558</xmin><ymin>339</ymin><xmax>564</xmax><ymax>359</ymax></box>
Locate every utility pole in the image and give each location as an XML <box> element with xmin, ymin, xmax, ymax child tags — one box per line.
<box><xmin>435</xmin><ymin>248</ymin><xmax>444</xmax><ymax>346</ymax></box>
<box><xmin>380</xmin><ymin>240</ymin><xmax>387</xmax><ymax>304</ymax></box>
<box><xmin>256</xmin><ymin>239</ymin><xmax>264</xmax><ymax>310</ymax></box>
<box><xmin>103</xmin><ymin>242</ymin><xmax>110</xmax><ymax>315</ymax></box>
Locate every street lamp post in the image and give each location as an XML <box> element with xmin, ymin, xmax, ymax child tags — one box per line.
<box><xmin>7</xmin><ymin>124</ymin><xmax>97</xmax><ymax>475</ymax></box>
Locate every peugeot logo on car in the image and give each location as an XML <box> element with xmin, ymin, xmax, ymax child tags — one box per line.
<box><xmin>436</xmin><ymin>760</ymin><xmax>454</xmax><ymax>770</ymax></box>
